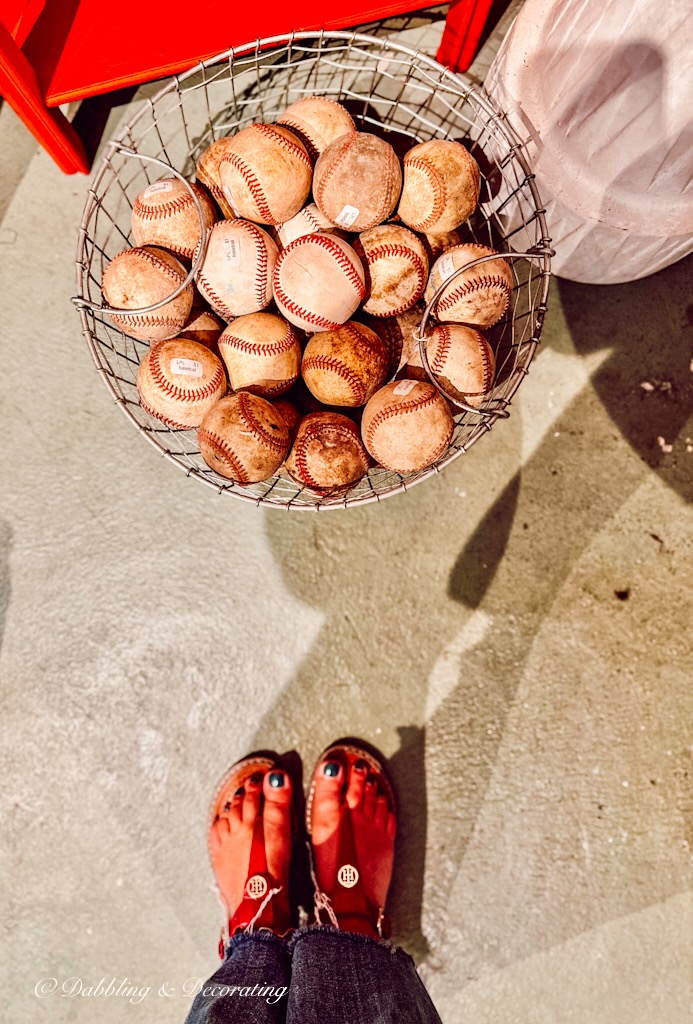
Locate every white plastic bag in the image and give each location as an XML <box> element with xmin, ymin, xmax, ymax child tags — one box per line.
<box><xmin>484</xmin><ymin>0</ymin><xmax>693</xmax><ymax>283</ymax></box>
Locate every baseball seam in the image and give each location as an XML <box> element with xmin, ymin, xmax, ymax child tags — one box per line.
<box><xmin>222</xmin><ymin>152</ymin><xmax>274</xmax><ymax>223</ymax></box>
<box><xmin>302</xmin><ymin>354</ymin><xmax>365</xmax><ymax>404</ymax></box>
<box><xmin>276</xmin><ymin>115</ymin><xmax>320</xmax><ymax>161</ymax></box>
<box><xmin>114</xmin><ymin>314</ymin><xmax>183</xmax><ymax>330</ymax></box>
<box><xmin>314</xmin><ymin>132</ymin><xmax>357</xmax><ymax>217</ymax></box>
<box><xmin>430</xmin><ymin>324</ymin><xmax>452</xmax><ymax>375</ymax></box>
<box><xmin>273</xmin><ymin>235</ymin><xmax>364</xmax><ymax>330</ymax></box>
<box><xmin>198</xmin><ymin>428</ymin><xmax>249</xmax><ymax>483</ymax></box>
<box><xmin>376</xmin><ymin>147</ymin><xmax>398</xmax><ymax>226</ymax></box>
<box><xmin>196</xmin><ymin>270</ymin><xmax>236</xmax><ymax>321</ymax></box>
<box><xmin>293</xmin><ymin>424</ymin><xmax>367</xmax><ymax>490</ymax></box>
<box><xmin>220</xmin><ymin>320</ymin><xmax>296</xmax><ymax>357</ymax></box>
<box><xmin>122</xmin><ymin>247</ymin><xmax>185</xmax><ymax>283</ymax></box>
<box><xmin>250</xmin><ymin>123</ymin><xmax>312</xmax><ymax>170</ymax></box>
<box><xmin>431</xmin><ymin>327</ymin><xmax>494</xmax><ymax>394</ymax></box>
<box><xmin>365</xmin><ymin>388</ymin><xmax>440</xmax><ymax>451</ymax></box>
<box><xmin>365</xmin><ymin>244</ymin><xmax>427</xmax><ymax>315</ymax></box>
<box><xmin>437</xmin><ymin>274</ymin><xmax>511</xmax><ymax>316</ymax></box>
<box><xmin>148</xmin><ymin>348</ymin><xmax>225</xmax><ymax>401</ymax></box>
<box><xmin>133</xmin><ymin>191</ymin><xmax>201</xmax><ymax>221</ymax></box>
<box><xmin>139</xmin><ymin>396</ymin><xmax>190</xmax><ymax>430</ymax></box>
<box><xmin>403</xmin><ymin>157</ymin><xmax>446</xmax><ymax>232</ymax></box>
<box><xmin>237</xmin><ymin>391</ymin><xmax>287</xmax><ymax>453</ymax></box>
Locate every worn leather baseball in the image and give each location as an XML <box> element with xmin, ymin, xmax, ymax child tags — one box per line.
<box><xmin>277</xmin><ymin>96</ymin><xmax>356</xmax><ymax>161</ymax></box>
<box><xmin>426</xmin><ymin>323</ymin><xmax>496</xmax><ymax>407</ymax></box>
<box><xmin>218</xmin><ymin>123</ymin><xmax>312</xmax><ymax>225</ymax></box>
<box><xmin>286</xmin><ymin>412</ymin><xmax>369</xmax><ymax>493</ymax></box>
<box><xmin>198</xmin><ymin>392</ymin><xmax>290</xmax><ymax>483</ymax></box>
<box><xmin>195</xmin><ymin>138</ymin><xmax>238</xmax><ymax>219</ymax></box>
<box><xmin>398</xmin><ymin>140</ymin><xmax>480</xmax><ymax>234</ymax></box>
<box><xmin>276</xmin><ymin>203</ymin><xmax>338</xmax><ymax>248</ymax></box>
<box><xmin>273</xmin><ymin>233</ymin><xmax>366</xmax><ymax>332</ymax></box>
<box><xmin>361</xmin><ymin>379</ymin><xmax>454</xmax><ymax>473</ymax></box>
<box><xmin>314</xmin><ymin>132</ymin><xmax>402</xmax><ymax>232</ymax></box>
<box><xmin>302</xmin><ymin>321</ymin><xmax>389</xmax><ymax>407</ymax></box>
<box><xmin>272</xmin><ymin>398</ymin><xmax>302</xmax><ymax>445</ymax></box>
<box><xmin>357</xmin><ymin>224</ymin><xmax>428</xmax><ymax>318</ymax></box>
<box><xmin>131</xmin><ymin>177</ymin><xmax>217</xmax><ymax>260</ymax></box>
<box><xmin>179</xmin><ymin>302</ymin><xmax>225</xmax><ymax>352</ymax></box>
<box><xmin>102</xmin><ymin>245</ymin><xmax>193</xmax><ymax>342</ymax></box>
<box><xmin>361</xmin><ymin>303</ymin><xmax>423</xmax><ymax>379</ymax></box>
<box><xmin>421</xmin><ymin>228</ymin><xmax>466</xmax><ymax>263</ymax></box>
<box><xmin>194</xmin><ymin>220</ymin><xmax>278</xmax><ymax>321</ymax></box>
<box><xmin>425</xmin><ymin>243</ymin><xmax>513</xmax><ymax>327</ymax></box>
<box><xmin>218</xmin><ymin>312</ymin><xmax>301</xmax><ymax>398</ymax></box>
<box><xmin>137</xmin><ymin>338</ymin><xmax>226</xmax><ymax>428</ymax></box>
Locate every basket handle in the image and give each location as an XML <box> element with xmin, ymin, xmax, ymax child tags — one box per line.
<box><xmin>71</xmin><ymin>148</ymin><xmax>210</xmax><ymax>315</ymax></box>
<box><xmin>415</xmin><ymin>246</ymin><xmax>554</xmax><ymax>419</ymax></box>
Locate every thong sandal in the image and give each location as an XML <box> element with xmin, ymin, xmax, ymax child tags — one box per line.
<box><xmin>208</xmin><ymin>752</ymin><xmax>294</xmax><ymax>957</ymax></box>
<box><xmin>305</xmin><ymin>739</ymin><xmax>397</xmax><ymax>940</ymax></box>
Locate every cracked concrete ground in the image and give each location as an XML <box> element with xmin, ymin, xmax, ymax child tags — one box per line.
<box><xmin>0</xmin><ymin>8</ymin><xmax>691</xmax><ymax>1024</ymax></box>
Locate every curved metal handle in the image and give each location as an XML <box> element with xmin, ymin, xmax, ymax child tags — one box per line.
<box><xmin>414</xmin><ymin>246</ymin><xmax>554</xmax><ymax>418</ymax></box>
<box><xmin>71</xmin><ymin>148</ymin><xmax>210</xmax><ymax>315</ymax></box>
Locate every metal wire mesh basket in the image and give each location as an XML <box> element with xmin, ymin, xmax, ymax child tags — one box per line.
<box><xmin>74</xmin><ymin>30</ymin><xmax>552</xmax><ymax>510</ymax></box>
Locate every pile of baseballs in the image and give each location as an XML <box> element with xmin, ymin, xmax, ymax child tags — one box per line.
<box><xmin>101</xmin><ymin>95</ymin><xmax>514</xmax><ymax>495</ymax></box>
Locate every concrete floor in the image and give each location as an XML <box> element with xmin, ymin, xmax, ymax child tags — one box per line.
<box><xmin>1</xmin><ymin>8</ymin><xmax>691</xmax><ymax>1024</ymax></box>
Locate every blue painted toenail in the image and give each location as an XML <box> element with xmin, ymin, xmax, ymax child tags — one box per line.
<box><xmin>323</xmin><ymin>762</ymin><xmax>340</xmax><ymax>777</ymax></box>
<box><xmin>268</xmin><ymin>772</ymin><xmax>284</xmax><ymax>788</ymax></box>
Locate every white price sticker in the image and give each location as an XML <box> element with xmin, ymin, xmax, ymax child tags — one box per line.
<box><xmin>393</xmin><ymin>379</ymin><xmax>418</xmax><ymax>396</ymax></box>
<box><xmin>143</xmin><ymin>180</ymin><xmax>174</xmax><ymax>197</ymax></box>
<box><xmin>334</xmin><ymin>204</ymin><xmax>360</xmax><ymax>229</ymax></box>
<box><xmin>222</xmin><ymin>236</ymin><xmax>242</xmax><ymax>264</ymax></box>
<box><xmin>170</xmin><ymin>358</ymin><xmax>203</xmax><ymax>378</ymax></box>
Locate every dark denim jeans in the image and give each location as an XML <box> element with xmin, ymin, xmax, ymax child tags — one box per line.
<box><xmin>184</xmin><ymin>926</ymin><xmax>442</xmax><ymax>1024</ymax></box>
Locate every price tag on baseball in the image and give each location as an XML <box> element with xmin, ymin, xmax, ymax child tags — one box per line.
<box><xmin>222</xmin><ymin>237</ymin><xmax>242</xmax><ymax>265</ymax></box>
<box><xmin>170</xmin><ymin>358</ymin><xmax>204</xmax><ymax>378</ymax></box>
<box><xmin>143</xmin><ymin>180</ymin><xmax>174</xmax><ymax>197</ymax></box>
<box><xmin>438</xmin><ymin>252</ymin><xmax>455</xmax><ymax>281</ymax></box>
<box><xmin>334</xmin><ymin>204</ymin><xmax>361</xmax><ymax>229</ymax></box>
<box><xmin>393</xmin><ymin>379</ymin><xmax>418</xmax><ymax>396</ymax></box>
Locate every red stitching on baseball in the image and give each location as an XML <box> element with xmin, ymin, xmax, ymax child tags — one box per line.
<box><xmin>250</xmin><ymin>123</ymin><xmax>312</xmax><ymax>170</ymax></box>
<box><xmin>237</xmin><ymin>391</ymin><xmax>287</xmax><ymax>453</ymax></box>
<box><xmin>302</xmin><ymin>354</ymin><xmax>365</xmax><ymax>403</ymax></box>
<box><xmin>293</xmin><ymin>421</ymin><xmax>367</xmax><ymax>491</ymax></box>
<box><xmin>148</xmin><ymin>346</ymin><xmax>226</xmax><ymax>402</ymax></box>
<box><xmin>364</xmin><ymin>243</ymin><xmax>427</xmax><ymax>312</ymax></box>
<box><xmin>262</xmin><ymin>374</ymin><xmax>299</xmax><ymax>397</ymax></box>
<box><xmin>301</xmin><ymin>235</ymin><xmax>365</xmax><ymax>297</ymax></box>
<box><xmin>221</xmin><ymin>152</ymin><xmax>274</xmax><ymax>222</ymax></box>
<box><xmin>240</xmin><ymin>221</ymin><xmax>271</xmax><ymax>310</ymax></box>
<box><xmin>139</xmin><ymin>396</ymin><xmax>190</xmax><ymax>430</ymax></box>
<box><xmin>364</xmin><ymin>387</ymin><xmax>440</xmax><ymax>451</ymax></box>
<box><xmin>114</xmin><ymin>314</ymin><xmax>182</xmax><ymax>330</ymax></box>
<box><xmin>430</xmin><ymin>324</ymin><xmax>452</xmax><ymax>375</ymax></box>
<box><xmin>314</xmin><ymin>132</ymin><xmax>358</xmax><ymax>216</ymax></box>
<box><xmin>273</xmin><ymin>235</ymin><xmax>365</xmax><ymax>330</ymax></box>
<box><xmin>133</xmin><ymin>191</ymin><xmax>200</xmax><ymax>221</ymax></box>
<box><xmin>119</xmin><ymin>246</ymin><xmax>185</xmax><ymax>283</ymax></box>
<box><xmin>402</xmin><ymin>157</ymin><xmax>446</xmax><ymax>232</ymax></box>
<box><xmin>376</xmin><ymin>146</ymin><xmax>399</xmax><ymax>226</ymax></box>
<box><xmin>196</xmin><ymin>270</ymin><xmax>235</xmax><ymax>321</ymax></box>
<box><xmin>436</xmin><ymin>274</ymin><xmax>511</xmax><ymax>316</ymax></box>
<box><xmin>220</xmin><ymin>319</ymin><xmax>296</xmax><ymax>357</ymax></box>
<box><xmin>198</xmin><ymin>427</ymin><xmax>249</xmax><ymax>484</ymax></box>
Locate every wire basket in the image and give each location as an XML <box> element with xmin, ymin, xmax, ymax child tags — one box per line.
<box><xmin>74</xmin><ymin>30</ymin><xmax>552</xmax><ymax>511</ymax></box>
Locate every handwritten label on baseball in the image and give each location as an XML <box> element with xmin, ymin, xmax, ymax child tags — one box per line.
<box><xmin>222</xmin><ymin>237</ymin><xmax>242</xmax><ymax>264</ymax></box>
<box><xmin>438</xmin><ymin>253</ymin><xmax>455</xmax><ymax>280</ymax></box>
<box><xmin>143</xmin><ymin>180</ymin><xmax>174</xmax><ymax>197</ymax></box>
<box><xmin>393</xmin><ymin>380</ymin><xmax>418</xmax><ymax>396</ymax></box>
<box><xmin>170</xmin><ymin>358</ymin><xmax>203</xmax><ymax>378</ymax></box>
<box><xmin>334</xmin><ymin>204</ymin><xmax>360</xmax><ymax>229</ymax></box>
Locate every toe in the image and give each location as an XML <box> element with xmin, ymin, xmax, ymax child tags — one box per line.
<box><xmin>311</xmin><ymin>759</ymin><xmax>344</xmax><ymax>834</ymax></box>
<box><xmin>209</xmin><ymin>815</ymin><xmax>230</xmax><ymax>852</ymax></box>
<box><xmin>374</xmin><ymin>793</ymin><xmax>389</xmax><ymax>830</ymax></box>
<box><xmin>263</xmin><ymin>769</ymin><xmax>293</xmax><ymax>822</ymax></box>
<box><xmin>241</xmin><ymin>771</ymin><xmax>265</xmax><ymax>825</ymax></box>
<box><xmin>362</xmin><ymin>775</ymin><xmax>378</xmax><ymax>819</ymax></box>
<box><xmin>346</xmin><ymin>759</ymin><xmax>369</xmax><ymax>810</ymax></box>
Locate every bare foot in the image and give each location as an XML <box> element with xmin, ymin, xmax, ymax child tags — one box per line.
<box><xmin>310</xmin><ymin>752</ymin><xmax>396</xmax><ymax>936</ymax></box>
<box><xmin>209</xmin><ymin>764</ymin><xmax>293</xmax><ymax>934</ymax></box>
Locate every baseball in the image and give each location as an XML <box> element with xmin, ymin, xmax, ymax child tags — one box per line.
<box><xmin>198</xmin><ymin>392</ymin><xmax>290</xmax><ymax>483</ymax></box>
<box><xmin>102</xmin><ymin>245</ymin><xmax>193</xmax><ymax>341</ymax></box>
<box><xmin>425</xmin><ymin>244</ymin><xmax>513</xmax><ymax>327</ymax></box>
<box><xmin>276</xmin><ymin>203</ymin><xmax>337</xmax><ymax>248</ymax></box>
<box><xmin>131</xmin><ymin>177</ymin><xmax>217</xmax><ymax>260</ymax></box>
<box><xmin>218</xmin><ymin>123</ymin><xmax>312</xmax><ymax>225</ymax></box>
<box><xmin>137</xmin><ymin>338</ymin><xmax>226</xmax><ymax>428</ymax></box>
<box><xmin>314</xmin><ymin>132</ymin><xmax>402</xmax><ymax>232</ymax></box>
<box><xmin>286</xmin><ymin>412</ymin><xmax>369</xmax><ymax>493</ymax></box>
<box><xmin>218</xmin><ymin>312</ymin><xmax>301</xmax><ymax>398</ymax></box>
<box><xmin>426</xmin><ymin>323</ymin><xmax>496</xmax><ymax>406</ymax></box>
<box><xmin>277</xmin><ymin>95</ymin><xmax>356</xmax><ymax>161</ymax></box>
<box><xmin>273</xmin><ymin>233</ymin><xmax>365</xmax><ymax>332</ymax></box>
<box><xmin>357</xmin><ymin>224</ymin><xmax>428</xmax><ymax>318</ymax></box>
<box><xmin>180</xmin><ymin>301</ymin><xmax>225</xmax><ymax>351</ymax></box>
<box><xmin>361</xmin><ymin>379</ymin><xmax>454</xmax><ymax>473</ymax></box>
<box><xmin>195</xmin><ymin>138</ymin><xmax>237</xmax><ymax>218</ymax></box>
<box><xmin>362</xmin><ymin>303</ymin><xmax>423</xmax><ymax>378</ymax></box>
<box><xmin>194</xmin><ymin>219</ymin><xmax>278</xmax><ymax>321</ymax></box>
<box><xmin>302</xmin><ymin>321</ymin><xmax>389</xmax><ymax>407</ymax></box>
<box><xmin>398</xmin><ymin>140</ymin><xmax>480</xmax><ymax>234</ymax></box>
<box><xmin>421</xmin><ymin>228</ymin><xmax>466</xmax><ymax>263</ymax></box>
<box><xmin>272</xmin><ymin>398</ymin><xmax>302</xmax><ymax>444</ymax></box>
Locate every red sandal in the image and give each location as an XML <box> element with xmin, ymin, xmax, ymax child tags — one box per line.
<box><xmin>305</xmin><ymin>739</ymin><xmax>397</xmax><ymax>940</ymax></box>
<box><xmin>208</xmin><ymin>752</ymin><xmax>295</xmax><ymax>958</ymax></box>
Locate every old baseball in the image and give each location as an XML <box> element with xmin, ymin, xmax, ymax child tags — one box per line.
<box><xmin>272</xmin><ymin>398</ymin><xmax>302</xmax><ymax>445</ymax></box>
<box><xmin>218</xmin><ymin>312</ymin><xmax>301</xmax><ymax>398</ymax></box>
<box><xmin>195</xmin><ymin>220</ymin><xmax>278</xmax><ymax>321</ymax></box>
<box><xmin>180</xmin><ymin>301</ymin><xmax>225</xmax><ymax>351</ymax></box>
<box><xmin>357</xmin><ymin>224</ymin><xmax>428</xmax><ymax>318</ymax></box>
<box><xmin>362</xmin><ymin>303</ymin><xmax>423</xmax><ymax>379</ymax></box>
<box><xmin>196</xmin><ymin>138</ymin><xmax>238</xmax><ymax>219</ymax></box>
<box><xmin>137</xmin><ymin>338</ymin><xmax>226</xmax><ymax>428</ymax></box>
<box><xmin>276</xmin><ymin>203</ymin><xmax>338</xmax><ymax>248</ymax></box>
<box><xmin>398</xmin><ymin>140</ymin><xmax>480</xmax><ymax>234</ymax></box>
<box><xmin>314</xmin><ymin>132</ymin><xmax>402</xmax><ymax>232</ymax></box>
<box><xmin>361</xmin><ymin>379</ymin><xmax>454</xmax><ymax>473</ymax></box>
<box><xmin>426</xmin><ymin>323</ymin><xmax>496</xmax><ymax>406</ymax></box>
<box><xmin>218</xmin><ymin>123</ymin><xmax>312</xmax><ymax>225</ymax></box>
<box><xmin>102</xmin><ymin>245</ymin><xmax>193</xmax><ymax>342</ymax></box>
<box><xmin>277</xmin><ymin>96</ymin><xmax>356</xmax><ymax>161</ymax></box>
<box><xmin>198</xmin><ymin>392</ymin><xmax>289</xmax><ymax>483</ymax></box>
<box><xmin>286</xmin><ymin>412</ymin><xmax>369</xmax><ymax>493</ymax></box>
<box><xmin>131</xmin><ymin>177</ymin><xmax>217</xmax><ymax>260</ymax></box>
<box><xmin>421</xmin><ymin>228</ymin><xmax>466</xmax><ymax>263</ymax></box>
<box><xmin>273</xmin><ymin>233</ymin><xmax>365</xmax><ymax>332</ymax></box>
<box><xmin>302</xmin><ymin>321</ymin><xmax>389</xmax><ymax>407</ymax></box>
<box><xmin>425</xmin><ymin>244</ymin><xmax>513</xmax><ymax>327</ymax></box>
